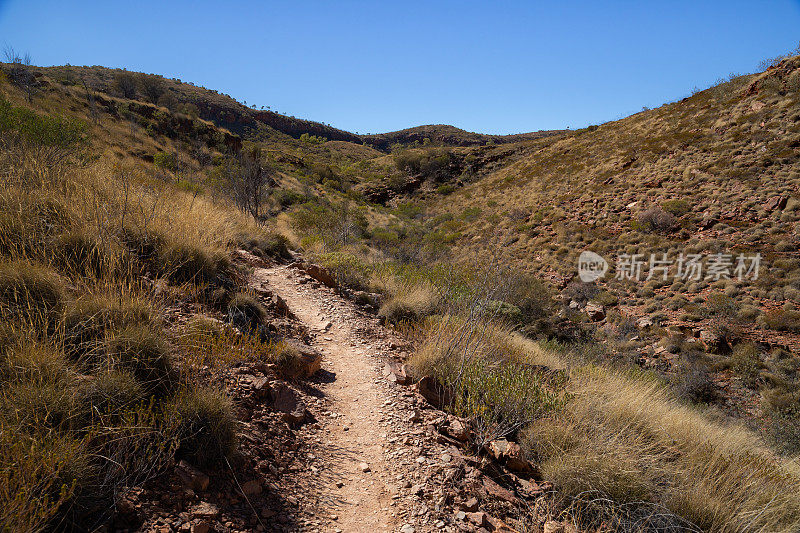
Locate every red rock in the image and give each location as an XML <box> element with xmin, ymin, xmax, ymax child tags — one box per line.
<box><xmin>383</xmin><ymin>362</ymin><xmax>411</xmax><ymax>385</ymax></box>
<box><xmin>302</xmin><ymin>264</ymin><xmax>336</xmax><ymax>288</ymax></box>
<box><xmin>175</xmin><ymin>460</ymin><xmax>210</xmax><ymax>492</ymax></box>
<box><xmin>467</xmin><ymin>511</ymin><xmax>490</xmax><ymax>527</ymax></box>
<box><xmin>481</xmin><ymin>476</ymin><xmax>518</xmax><ymax>504</ymax></box>
<box><xmin>190</xmin><ymin>502</ymin><xmax>220</xmax><ymax>519</ymax></box>
<box><xmin>282</xmin><ymin>340</ymin><xmax>322</xmax><ymax>378</ymax></box>
<box><xmin>765</xmin><ymin>195</ymin><xmax>788</xmax><ymax>212</ymax></box>
<box><xmin>272</xmin><ymin>383</ymin><xmax>306</xmax><ymax>424</ymax></box>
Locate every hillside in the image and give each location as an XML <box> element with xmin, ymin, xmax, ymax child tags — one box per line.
<box><xmin>417</xmin><ymin>55</ymin><xmax>800</xmax><ymax>434</ymax></box>
<box><xmin>361</xmin><ymin>124</ymin><xmax>565</xmax><ymax>151</ymax></box>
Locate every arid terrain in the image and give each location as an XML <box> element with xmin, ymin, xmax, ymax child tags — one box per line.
<box><xmin>1</xmin><ymin>50</ymin><xmax>800</xmax><ymax>533</ymax></box>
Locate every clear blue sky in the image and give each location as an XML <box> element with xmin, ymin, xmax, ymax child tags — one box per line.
<box><xmin>1</xmin><ymin>1</ymin><xmax>799</xmax><ymax>134</ymax></box>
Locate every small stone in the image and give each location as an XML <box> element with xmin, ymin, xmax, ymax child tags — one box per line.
<box><xmin>191</xmin><ymin>521</ymin><xmax>211</xmax><ymax>533</ymax></box>
<box><xmin>241</xmin><ymin>480</ymin><xmax>262</xmax><ymax>496</ymax></box>
<box><xmin>190</xmin><ymin>502</ymin><xmax>220</xmax><ymax>520</ymax></box>
<box><xmin>359</xmin><ymin>462</ymin><xmax>371</xmax><ymax>473</ymax></box>
<box><xmin>400</xmin><ymin>525</ymin><xmax>415</xmax><ymax>533</ymax></box>
<box><xmin>455</xmin><ymin>510</ymin><xmax>467</xmax><ymax>521</ymax></box>
<box><xmin>467</xmin><ymin>512</ymin><xmax>490</xmax><ymax>528</ymax></box>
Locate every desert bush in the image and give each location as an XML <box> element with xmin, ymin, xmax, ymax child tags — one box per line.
<box><xmin>317</xmin><ymin>251</ymin><xmax>372</xmax><ymax>291</ymax></box>
<box><xmin>672</xmin><ymin>363</ymin><xmax>718</xmax><ymax>404</ymax></box>
<box><xmin>237</xmin><ymin>231</ymin><xmax>291</xmax><ymax>260</ymax></box>
<box><xmin>661</xmin><ymin>198</ymin><xmax>691</xmax><ymax>217</ymax></box>
<box><xmin>637</xmin><ymin>206</ymin><xmax>678</xmax><ymax>233</ymax></box>
<box><xmin>0</xmin><ymin>430</ymin><xmax>89</xmax><ymax>533</ymax></box>
<box><xmin>168</xmin><ymin>387</ymin><xmax>237</xmax><ymax>468</ymax></box>
<box><xmin>763</xmin><ymin>309</ymin><xmax>800</xmax><ymax>333</ymax></box>
<box><xmin>411</xmin><ymin>315</ymin><xmax>565</xmax><ymax>444</ymax></box>
<box><xmin>153</xmin><ymin>151</ymin><xmax>177</xmax><ymax>171</ymax></box>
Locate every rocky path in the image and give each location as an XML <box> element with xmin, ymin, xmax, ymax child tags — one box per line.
<box><xmin>253</xmin><ymin>265</ymin><xmax>419</xmax><ymax>532</ymax></box>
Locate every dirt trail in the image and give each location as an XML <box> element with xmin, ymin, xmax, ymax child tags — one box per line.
<box><xmin>254</xmin><ymin>265</ymin><xmax>404</xmax><ymax>532</ymax></box>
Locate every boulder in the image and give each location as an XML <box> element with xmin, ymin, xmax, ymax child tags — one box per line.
<box><xmin>699</xmin><ymin>329</ymin><xmax>731</xmax><ymax>354</ymax></box>
<box><xmin>765</xmin><ymin>195</ymin><xmax>788</xmax><ymax>212</ymax></box>
<box><xmin>241</xmin><ymin>480</ymin><xmax>262</xmax><ymax>496</ymax></box>
<box><xmin>467</xmin><ymin>511</ymin><xmax>490</xmax><ymax>528</ymax></box>
<box><xmin>415</xmin><ymin>376</ymin><xmax>450</xmax><ymax>408</ymax></box>
<box><xmin>446</xmin><ymin>417</ymin><xmax>471</xmax><ymax>442</ymax></box>
<box><xmin>486</xmin><ymin>439</ymin><xmax>535</xmax><ymax>474</ymax></box>
<box><xmin>190</xmin><ymin>502</ymin><xmax>220</xmax><ymax>520</ymax></box>
<box><xmin>481</xmin><ymin>475</ymin><xmax>518</xmax><ymax>504</ymax></box>
<box><xmin>636</xmin><ymin>316</ymin><xmax>654</xmax><ymax>329</ymax></box>
<box><xmin>585</xmin><ymin>302</ymin><xmax>605</xmax><ymax>321</ymax></box>
<box><xmin>303</xmin><ymin>264</ymin><xmax>336</xmax><ymax>289</ymax></box>
<box><xmin>283</xmin><ymin>340</ymin><xmax>322</xmax><ymax>378</ymax></box>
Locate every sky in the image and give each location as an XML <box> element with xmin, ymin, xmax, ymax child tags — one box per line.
<box><xmin>1</xmin><ymin>1</ymin><xmax>799</xmax><ymax>135</ymax></box>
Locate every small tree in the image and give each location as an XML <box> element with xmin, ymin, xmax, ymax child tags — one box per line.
<box><xmin>137</xmin><ymin>74</ymin><xmax>165</xmax><ymax>104</ymax></box>
<box><xmin>4</xmin><ymin>47</ymin><xmax>37</xmax><ymax>102</ymax></box>
<box><xmin>113</xmin><ymin>71</ymin><xmax>137</xmax><ymax>99</ymax></box>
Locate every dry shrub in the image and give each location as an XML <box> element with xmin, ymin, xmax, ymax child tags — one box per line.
<box><xmin>411</xmin><ymin>315</ymin><xmax>565</xmax><ymax>444</ymax></box>
<box><xmin>637</xmin><ymin>206</ymin><xmax>678</xmax><ymax>233</ymax></box>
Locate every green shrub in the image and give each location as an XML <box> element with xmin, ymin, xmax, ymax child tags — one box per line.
<box><xmin>0</xmin><ymin>431</ymin><xmax>90</xmax><ymax>533</ymax></box>
<box><xmin>0</xmin><ymin>95</ymin><xmax>86</xmax><ymax>148</ymax></box>
<box><xmin>153</xmin><ymin>151</ymin><xmax>177</xmax><ymax>171</ymax></box>
<box><xmin>662</xmin><ymin>199</ymin><xmax>691</xmax><ymax>217</ymax></box>
<box><xmin>168</xmin><ymin>387</ymin><xmax>237</xmax><ymax>468</ymax></box>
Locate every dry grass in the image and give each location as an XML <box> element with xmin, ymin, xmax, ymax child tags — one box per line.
<box><xmin>524</xmin><ymin>361</ymin><xmax>800</xmax><ymax>532</ymax></box>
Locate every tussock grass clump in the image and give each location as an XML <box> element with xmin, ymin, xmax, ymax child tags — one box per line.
<box><xmin>0</xmin><ymin>261</ymin><xmax>65</xmax><ymax>327</ymax></box>
<box><xmin>168</xmin><ymin>387</ymin><xmax>237</xmax><ymax>468</ymax></box>
<box><xmin>63</xmin><ymin>293</ymin><xmax>154</xmax><ymax>359</ymax></box>
<box><xmin>377</xmin><ymin>278</ymin><xmax>438</xmax><ymax>324</ymax></box>
<box><xmin>77</xmin><ymin>370</ymin><xmax>145</xmax><ymax>420</ymax></box>
<box><xmin>227</xmin><ymin>291</ymin><xmax>267</xmax><ymax>332</ymax></box>
<box><xmin>237</xmin><ymin>231</ymin><xmax>291</xmax><ymax>260</ymax></box>
<box><xmin>52</xmin><ymin>230</ymin><xmax>124</xmax><ymax>279</ymax></box>
<box><xmin>156</xmin><ymin>241</ymin><xmax>232</xmax><ymax>286</ymax></box>
<box><xmin>106</xmin><ymin>325</ymin><xmax>176</xmax><ymax>395</ymax></box>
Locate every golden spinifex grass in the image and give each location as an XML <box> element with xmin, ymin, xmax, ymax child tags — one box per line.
<box><xmin>0</xmin><ymin>92</ymin><xmax>275</xmax><ymax>531</ymax></box>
